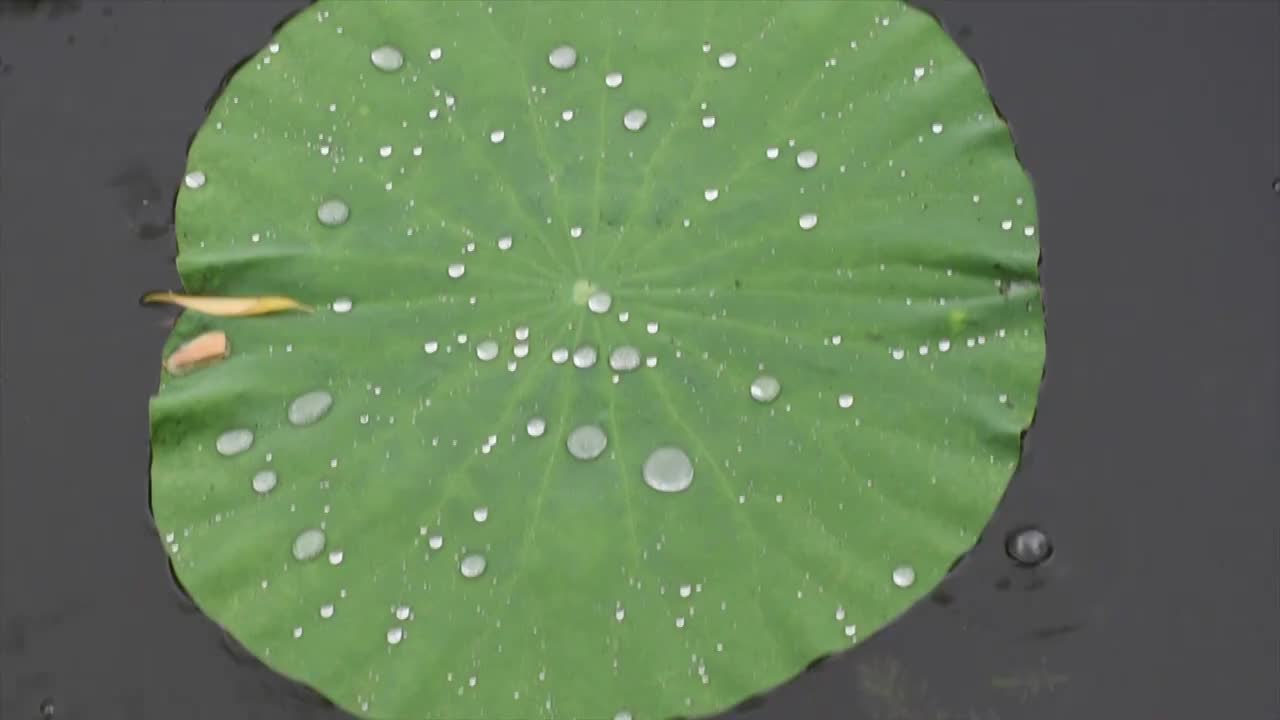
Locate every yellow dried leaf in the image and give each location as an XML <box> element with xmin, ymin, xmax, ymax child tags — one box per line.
<box><xmin>143</xmin><ymin>291</ymin><xmax>312</xmax><ymax>316</ymax></box>
<box><xmin>165</xmin><ymin>330</ymin><xmax>230</xmax><ymax>376</ymax></box>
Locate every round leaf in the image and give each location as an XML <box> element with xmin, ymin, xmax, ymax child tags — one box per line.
<box><xmin>152</xmin><ymin>2</ymin><xmax>1044</xmax><ymax>718</ymax></box>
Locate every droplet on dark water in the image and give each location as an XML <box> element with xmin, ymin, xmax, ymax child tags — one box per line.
<box><xmin>1006</xmin><ymin>526</ymin><xmax>1053</xmax><ymax>566</ymax></box>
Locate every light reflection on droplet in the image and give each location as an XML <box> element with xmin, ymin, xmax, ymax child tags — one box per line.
<box><xmin>489</xmin><ymin>129</ymin><xmax>506</xmax><ymax>144</ymax></box>
<box><xmin>386</xmin><ymin>626</ymin><xmax>404</xmax><ymax>644</ymax></box>
<box><xmin>704</xmin><ymin>188</ymin><xmax>719</xmax><ymax>202</ymax></box>
<box><xmin>473</xmin><ymin>506</ymin><xmax>489</xmax><ymax>523</ymax></box>
<box><xmin>497</xmin><ymin>235</ymin><xmax>513</xmax><ymax>251</ymax></box>
<box><xmin>766</xmin><ymin>146</ymin><xmax>780</xmax><ymax>160</ymax></box>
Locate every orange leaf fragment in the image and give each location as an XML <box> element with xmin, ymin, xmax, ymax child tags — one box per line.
<box><xmin>165</xmin><ymin>330</ymin><xmax>230</xmax><ymax>376</ymax></box>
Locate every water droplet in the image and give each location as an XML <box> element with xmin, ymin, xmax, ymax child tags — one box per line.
<box><xmin>424</xmin><ymin>340</ymin><xmax>439</xmax><ymax>354</ymax></box>
<box><xmin>331</xmin><ymin>297</ymin><xmax>353</xmax><ymax>313</ymax></box>
<box><xmin>526</xmin><ymin>416</ymin><xmax>547</xmax><ymax>438</ymax></box>
<box><xmin>561</xmin><ymin>109</ymin><xmax>575</xmax><ymax>121</ymax></box>
<box><xmin>216</xmin><ymin>429</ymin><xmax>254</xmax><ymax>456</ymax></box>
<box><xmin>837</xmin><ymin>393</ymin><xmax>854</xmax><ymax>409</ymax></box>
<box><xmin>288</xmin><ymin>390</ymin><xmax>334</xmax><ymax>426</ymax></box>
<box><xmin>569</xmin><ymin>226</ymin><xmax>584</xmax><ymax>239</ymax></box>
<box><xmin>891</xmin><ymin>347</ymin><xmax>905</xmax><ymax>360</ymax></box>
<box><xmin>497</xmin><ymin>235</ymin><xmax>513</xmax><ymax>250</ymax></box>
<box><xmin>328</xmin><ymin>549</ymin><xmax>344</xmax><ymax>565</ymax></box>
<box><xmin>766</xmin><ymin>146</ymin><xmax>780</xmax><ymax>160</ymax></box>
<box><xmin>938</xmin><ymin>339</ymin><xmax>952</xmax><ymax>352</ymax></box>
<box><xmin>567</xmin><ymin>424</ymin><xmax>608</xmax><ymax>460</ymax></box>
<box><xmin>386</xmin><ymin>626</ymin><xmax>404</xmax><ymax>644</ymax></box>
<box><xmin>675</xmin><ymin>617</ymin><xmax>686</xmax><ymax>628</ymax></box>
<box><xmin>460</xmin><ymin>553</ymin><xmax>487</xmax><ymax>578</ymax></box>
<box><xmin>572</xmin><ymin>345</ymin><xmax>598</xmax><ymax>369</ymax></box>
<box><xmin>704</xmin><ymin>188</ymin><xmax>719</xmax><ymax>202</ymax></box>
<box><xmin>679</xmin><ymin>584</ymin><xmax>693</xmax><ymax>598</ymax></box>
<box><xmin>515</xmin><ymin>326</ymin><xmax>530</xmax><ymax>341</ymax></box>
<box><xmin>293</xmin><ymin>627</ymin><xmax>303</xmax><ymax>639</ymax></box>
<box><xmin>615</xmin><ymin>712</ymin><xmax>633</xmax><ymax>720</ymax></box>
<box><xmin>798</xmin><ymin>213</ymin><xmax>819</xmax><ymax>230</ymax></box>
<box><xmin>835</xmin><ymin>606</ymin><xmax>846</xmax><ymax>621</ymax></box>
<box><xmin>447</xmin><ymin>262</ymin><xmax>466</xmax><ymax>279</ymax></box>
<box><xmin>548</xmin><ymin>44</ymin><xmax>577</xmax><ymax>70</ymax></box>
<box><xmin>428</xmin><ymin>534</ymin><xmax>444</xmax><ymax>550</ymax></box>
<box><xmin>1000</xmin><ymin>219</ymin><xmax>1013</xmax><ymax>231</ymax></box>
<box><xmin>796</xmin><ymin>150</ymin><xmax>818</xmax><ymax>169</ymax></box>
<box><xmin>251</xmin><ymin>469</ymin><xmax>278</xmax><ymax>494</ymax></box>
<box><xmin>717</xmin><ymin>51</ymin><xmax>738</xmax><ymax>69</ymax></box>
<box><xmin>551</xmin><ymin>347</ymin><xmax>569</xmax><ymax>364</ymax></box>
<box><xmin>588</xmin><ymin>291</ymin><xmax>613</xmax><ymax>314</ymax></box>
<box><xmin>844</xmin><ymin>624</ymin><xmax>857</xmax><ymax>637</ymax></box>
<box><xmin>378</xmin><ymin>145</ymin><xmax>393</xmax><ymax>158</ymax></box>
<box><xmin>892</xmin><ymin>565</ymin><xmax>916</xmax><ymax>588</ymax></box>
<box><xmin>645</xmin><ymin>321</ymin><xmax>659</xmax><ymax>335</ymax></box>
<box><xmin>701</xmin><ymin>115</ymin><xmax>716</xmax><ymax>129</ymax></box>
<box><xmin>1006</xmin><ymin>527</ymin><xmax>1053</xmax><ymax>566</ymax></box>
<box><xmin>1024</xmin><ymin>225</ymin><xmax>1036</xmax><ymax>237</ymax></box>
<box><xmin>623</xmin><ymin>108</ymin><xmax>648</xmax><ymax>132</ymax></box>
<box><xmin>320</xmin><ymin>603</ymin><xmax>334</xmax><ymax>619</ymax></box>
<box><xmin>750</xmin><ymin>375</ymin><xmax>781</xmax><ymax>403</ymax></box>
<box><xmin>317</xmin><ymin>199</ymin><xmax>349</xmax><ymax>226</ymax></box>
<box><xmin>472</xmin><ymin>506</ymin><xmax>490</xmax><ymax>524</ymax></box>
<box><xmin>184</xmin><ymin>170</ymin><xmax>206</xmax><ymax>189</ymax></box>
<box><xmin>608</xmin><ymin>345</ymin><xmax>641</xmax><ymax>372</ymax></box>
<box><xmin>489</xmin><ymin>129</ymin><xmax>506</xmax><ymax>144</ymax></box>
<box><xmin>914</xmin><ymin>66</ymin><xmax>926</xmax><ymax>80</ymax></box>
<box><xmin>476</xmin><ymin>340</ymin><xmax>499</xmax><ymax>362</ymax></box>
<box><xmin>931</xmin><ymin>122</ymin><xmax>944</xmax><ymax>135</ymax></box>
<box><xmin>605</xmin><ymin>71</ymin><xmax>623</xmax><ymax>88</ymax></box>
<box><xmin>514</xmin><ymin>342</ymin><xmax>529</xmax><ymax>358</ymax></box>
<box><xmin>643</xmin><ymin>446</ymin><xmax>694</xmax><ymax>493</ymax></box>
<box><xmin>292</xmin><ymin>528</ymin><xmax>326</xmax><ymax>561</ymax></box>
<box><xmin>370</xmin><ymin>45</ymin><xmax>404</xmax><ymax>72</ymax></box>
<box><xmin>429</xmin><ymin>46</ymin><xmax>442</xmax><ymax>61</ymax></box>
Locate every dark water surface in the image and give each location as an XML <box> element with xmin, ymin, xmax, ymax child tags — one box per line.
<box><xmin>2</xmin><ymin>1</ymin><xmax>1278</xmax><ymax>718</ymax></box>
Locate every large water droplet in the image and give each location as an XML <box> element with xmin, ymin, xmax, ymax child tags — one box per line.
<box><xmin>548</xmin><ymin>45</ymin><xmax>577</xmax><ymax>70</ymax></box>
<box><xmin>251</xmin><ymin>469</ymin><xmax>278</xmax><ymax>495</ymax></box>
<box><xmin>526</xmin><ymin>416</ymin><xmax>547</xmax><ymax>438</ymax></box>
<box><xmin>701</xmin><ymin>115</ymin><xmax>717</xmax><ymax>129</ymax></box>
<box><xmin>750</xmin><ymin>375</ymin><xmax>781</xmax><ymax>403</ymax></box>
<box><xmin>370</xmin><ymin>45</ymin><xmax>404</xmax><ymax>72</ymax></box>
<box><xmin>489</xmin><ymin>129</ymin><xmax>506</xmax><ymax>144</ymax></box>
<box><xmin>892</xmin><ymin>565</ymin><xmax>916</xmax><ymax>588</ymax></box>
<box><xmin>216</xmin><ymin>429</ymin><xmax>254</xmax><ymax>456</ymax></box>
<box><xmin>799</xmin><ymin>213</ymin><xmax>819</xmax><ymax>230</ymax></box>
<box><xmin>931</xmin><ymin>122</ymin><xmax>944</xmax><ymax>135</ymax></box>
<box><xmin>473</xmin><ymin>506</ymin><xmax>489</xmax><ymax>523</ymax></box>
<box><xmin>447</xmin><ymin>262</ymin><xmax>466</xmax><ymax>279</ymax></box>
<box><xmin>796</xmin><ymin>150</ymin><xmax>818</xmax><ymax>169</ymax></box>
<box><xmin>623</xmin><ymin>109</ymin><xmax>648</xmax><ymax>132</ymax></box>
<box><xmin>587</xmin><ymin>291</ymin><xmax>613</xmax><ymax>314</ymax></box>
<box><xmin>386</xmin><ymin>626</ymin><xmax>404</xmax><ymax>644</ymax></box>
<box><xmin>317</xmin><ymin>199</ymin><xmax>349</xmax><ymax>227</ymax></box>
<box><xmin>609</xmin><ymin>346</ymin><xmax>641</xmax><ymax>372</ymax></box>
<box><xmin>476</xmin><ymin>340</ymin><xmax>499</xmax><ymax>362</ymax></box>
<box><xmin>497</xmin><ymin>235</ymin><xmax>513</xmax><ymax>251</ymax></box>
<box><xmin>567</xmin><ymin>424</ymin><xmax>608</xmax><ymax>460</ymax></box>
<box><xmin>288</xmin><ymin>390</ymin><xmax>334</xmax><ymax>426</ymax></box>
<box><xmin>643</xmin><ymin>446</ymin><xmax>694</xmax><ymax>493</ymax></box>
<box><xmin>572</xmin><ymin>345</ymin><xmax>598</xmax><ymax>369</ymax></box>
<box><xmin>717</xmin><ymin>51</ymin><xmax>738</xmax><ymax>69</ymax></box>
<box><xmin>292</xmin><ymin>528</ymin><xmax>326</xmax><ymax>561</ymax></box>
<box><xmin>184</xmin><ymin>171</ymin><xmax>206</xmax><ymax>189</ymax></box>
<box><xmin>837</xmin><ymin>393</ymin><xmax>854</xmax><ymax>409</ymax></box>
<box><xmin>604</xmin><ymin>71</ymin><xmax>623</xmax><ymax>88</ymax></box>
<box><xmin>460</xmin><ymin>553</ymin><xmax>487</xmax><ymax>578</ymax></box>
<box><xmin>704</xmin><ymin>188</ymin><xmax>719</xmax><ymax>202</ymax></box>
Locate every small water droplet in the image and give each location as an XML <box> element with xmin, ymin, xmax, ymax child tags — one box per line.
<box><xmin>891</xmin><ymin>347</ymin><xmax>905</xmax><ymax>360</ymax></box>
<box><xmin>704</xmin><ymin>188</ymin><xmax>719</xmax><ymax>202</ymax></box>
<box><xmin>604</xmin><ymin>71</ymin><xmax>623</xmax><ymax>88</ymax></box>
<box><xmin>476</xmin><ymin>340</ymin><xmax>499</xmax><ymax>361</ymax></box>
<box><xmin>914</xmin><ymin>66</ymin><xmax>926</xmax><ymax>80</ymax></box>
<box><xmin>328</xmin><ymin>549</ymin><xmax>344</xmax><ymax>565</ymax></box>
<box><xmin>424</xmin><ymin>340</ymin><xmax>439</xmax><ymax>354</ymax></box>
<box><xmin>292</xmin><ymin>528</ymin><xmax>326</xmax><ymax>561</ymax></box>
<box><xmin>717</xmin><ymin>51</ymin><xmax>738</xmax><ymax>69</ymax></box>
<box><xmin>551</xmin><ymin>347</ymin><xmax>569</xmax><ymax>364</ymax></box>
<box><xmin>370</xmin><ymin>45</ymin><xmax>404</xmax><ymax>72</ymax></box>
<box><xmin>473</xmin><ymin>506</ymin><xmax>489</xmax><ymax>523</ymax></box>
<box><xmin>514</xmin><ymin>342</ymin><xmax>529</xmax><ymax>358</ymax></box>
<box><xmin>497</xmin><ymin>235</ymin><xmax>513</xmax><ymax>251</ymax></box>
<box><xmin>293</xmin><ymin>627</ymin><xmax>303</xmax><ymax>639</ymax></box>
<box><xmin>798</xmin><ymin>213</ymin><xmax>819</xmax><ymax>230</ymax></box>
<box><xmin>548</xmin><ymin>45</ymin><xmax>577</xmax><ymax>70</ymax></box>
<box><xmin>526</xmin><ymin>416</ymin><xmax>547</xmax><ymax>438</ymax></box>
<box><xmin>588</xmin><ymin>291</ymin><xmax>613</xmax><ymax>314</ymax></box>
<box><xmin>614</xmin><ymin>711</ymin><xmax>633</xmax><ymax>720</ymax></box>
<box><xmin>701</xmin><ymin>115</ymin><xmax>717</xmax><ymax>129</ymax></box>
<box><xmin>288</xmin><ymin>390</ymin><xmax>334</xmax><ymax>426</ymax></box>
<box><xmin>1006</xmin><ymin>527</ymin><xmax>1053</xmax><ymax>566</ymax></box>
<box><xmin>184</xmin><ymin>170</ymin><xmax>206</xmax><ymax>189</ymax></box>
<box><xmin>216</xmin><ymin>429</ymin><xmax>254</xmax><ymax>457</ymax></box>
<box><xmin>570</xmin><ymin>226</ymin><xmax>583</xmax><ymax>239</ymax></box>
<box><xmin>609</xmin><ymin>345</ymin><xmax>641</xmax><ymax>372</ymax></box>
<box><xmin>378</xmin><ymin>145</ymin><xmax>392</xmax><ymax>158</ymax></box>
<box><xmin>679</xmin><ymin>584</ymin><xmax>692</xmax><ymax>598</ymax></box>
<box><xmin>428</xmin><ymin>534</ymin><xmax>444</xmax><ymax>550</ymax></box>
<box><xmin>429</xmin><ymin>46</ymin><xmax>442</xmax><ymax>61</ymax></box>
<box><xmin>1000</xmin><ymin>219</ymin><xmax>1013</xmax><ymax>231</ymax></box>
<box><xmin>645</xmin><ymin>321</ymin><xmax>659</xmax><ymax>335</ymax></box>
<box><xmin>320</xmin><ymin>603</ymin><xmax>334</xmax><ymax>619</ymax></box>
<box><xmin>938</xmin><ymin>339</ymin><xmax>952</xmax><ymax>352</ymax></box>
<box><xmin>572</xmin><ymin>345</ymin><xmax>598</xmax><ymax>369</ymax></box>
<box><xmin>331</xmin><ymin>297</ymin><xmax>353</xmax><ymax>313</ymax></box>
<box><xmin>447</xmin><ymin>262</ymin><xmax>466</xmax><ymax>279</ymax></box>
<box><xmin>837</xmin><ymin>393</ymin><xmax>854</xmax><ymax>409</ymax></box>
<box><xmin>317</xmin><ymin>199</ymin><xmax>350</xmax><ymax>226</ymax></box>
<box><xmin>643</xmin><ymin>446</ymin><xmax>694</xmax><ymax>493</ymax></box>
<box><xmin>1024</xmin><ymin>225</ymin><xmax>1036</xmax><ymax>237</ymax></box>
<box><xmin>835</xmin><ymin>606</ymin><xmax>846</xmax><ymax>621</ymax></box>
<box><xmin>675</xmin><ymin>617</ymin><xmax>686</xmax><ymax>628</ymax></box>
<box><xmin>460</xmin><ymin>553</ymin><xmax>487</xmax><ymax>578</ymax></box>
<box><xmin>386</xmin><ymin>626</ymin><xmax>405</xmax><ymax>644</ymax></box>
<box><xmin>567</xmin><ymin>424</ymin><xmax>608</xmax><ymax>460</ymax></box>
<box><xmin>844</xmin><ymin>624</ymin><xmax>857</xmax><ymax>637</ymax></box>
<box><xmin>892</xmin><ymin>565</ymin><xmax>916</xmax><ymax>588</ymax></box>
<box><xmin>796</xmin><ymin>150</ymin><xmax>818</xmax><ymax>169</ymax></box>
<box><xmin>623</xmin><ymin>108</ymin><xmax>648</xmax><ymax>132</ymax></box>
<box><xmin>561</xmin><ymin>109</ymin><xmax>575</xmax><ymax>121</ymax></box>
<box><xmin>931</xmin><ymin>122</ymin><xmax>944</xmax><ymax>135</ymax></box>
<box><xmin>252</xmin><ymin>469</ymin><xmax>278</xmax><ymax>494</ymax></box>
<box><xmin>515</xmin><ymin>326</ymin><xmax>530</xmax><ymax>341</ymax></box>
<box><xmin>489</xmin><ymin>129</ymin><xmax>506</xmax><ymax>144</ymax></box>
<box><xmin>750</xmin><ymin>375</ymin><xmax>781</xmax><ymax>403</ymax></box>
<box><xmin>766</xmin><ymin>146</ymin><xmax>780</xmax><ymax>160</ymax></box>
